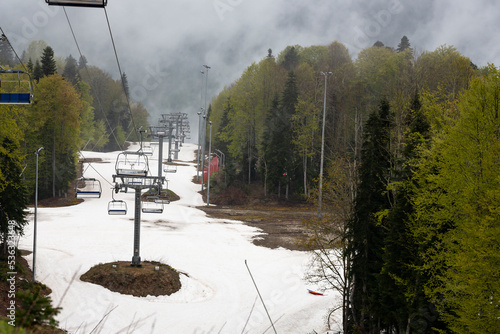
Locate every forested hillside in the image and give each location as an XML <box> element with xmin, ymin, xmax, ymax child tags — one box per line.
<box><xmin>1</xmin><ymin>31</ymin><xmax>499</xmax><ymax>333</ymax></box>
<box><xmin>209</xmin><ymin>37</ymin><xmax>499</xmax><ymax>333</ymax></box>
<box><xmin>0</xmin><ymin>39</ymin><xmax>149</xmax><ymax>202</ymax></box>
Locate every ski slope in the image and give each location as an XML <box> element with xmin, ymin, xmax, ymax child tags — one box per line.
<box><xmin>19</xmin><ymin>142</ymin><xmax>339</xmax><ymax>333</ymax></box>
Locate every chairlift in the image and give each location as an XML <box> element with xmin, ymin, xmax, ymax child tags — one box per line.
<box><xmin>0</xmin><ymin>68</ymin><xmax>33</xmax><ymax>105</ymax></box>
<box><xmin>75</xmin><ymin>177</ymin><xmax>102</xmax><ymax>198</ymax></box>
<box><xmin>142</xmin><ymin>144</ymin><xmax>153</xmax><ymax>156</ymax></box>
<box><xmin>141</xmin><ymin>196</ymin><xmax>164</xmax><ymax>214</ymax></box>
<box><xmin>115</xmin><ymin>151</ymin><xmax>149</xmax><ymax>177</ymax></box>
<box><xmin>163</xmin><ymin>165</ymin><xmax>177</xmax><ymax>173</ymax></box>
<box><xmin>45</xmin><ymin>0</ymin><xmax>107</xmax><ymax>7</ymax></box>
<box><xmin>107</xmin><ymin>184</ymin><xmax>126</xmax><ymax>215</ymax></box>
<box><xmin>108</xmin><ymin>199</ymin><xmax>127</xmax><ymax>215</ymax></box>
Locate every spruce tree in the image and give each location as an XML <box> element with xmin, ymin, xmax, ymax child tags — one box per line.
<box><xmin>78</xmin><ymin>55</ymin><xmax>87</xmax><ymax>70</ymax></box>
<box><xmin>63</xmin><ymin>54</ymin><xmax>78</xmax><ymax>86</ymax></box>
<box><xmin>345</xmin><ymin>98</ymin><xmax>394</xmax><ymax>333</ymax></box>
<box><xmin>33</xmin><ymin>60</ymin><xmax>43</xmax><ymax>83</ymax></box>
<box><xmin>377</xmin><ymin>92</ymin><xmax>441</xmax><ymax>333</ymax></box>
<box><xmin>0</xmin><ymin>38</ymin><xmax>15</xmax><ymax>66</ymax></box>
<box><xmin>397</xmin><ymin>35</ymin><xmax>411</xmax><ymax>53</ymax></box>
<box><xmin>281</xmin><ymin>47</ymin><xmax>299</xmax><ymax>71</ymax></box>
<box><xmin>40</xmin><ymin>46</ymin><xmax>57</xmax><ymax>77</ymax></box>
<box><xmin>121</xmin><ymin>72</ymin><xmax>130</xmax><ymax>98</ymax></box>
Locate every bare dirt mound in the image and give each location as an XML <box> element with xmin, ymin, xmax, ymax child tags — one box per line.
<box><xmin>80</xmin><ymin>261</ymin><xmax>181</xmax><ymax>297</ymax></box>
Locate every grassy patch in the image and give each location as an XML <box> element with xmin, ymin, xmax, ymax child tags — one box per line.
<box><xmin>80</xmin><ymin>261</ymin><xmax>182</xmax><ymax>297</ymax></box>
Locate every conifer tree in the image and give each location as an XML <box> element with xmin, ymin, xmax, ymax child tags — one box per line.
<box><xmin>63</xmin><ymin>54</ymin><xmax>78</xmax><ymax>86</ymax></box>
<box><xmin>40</xmin><ymin>46</ymin><xmax>57</xmax><ymax>77</ymax></box>
<box><xmin>397</xmin><ymin>35</ymin><xmax>411</xmax><ymax>53</ymax></box>
<box><xmin>33</xmin><ymin>60</ymin><xmax>43</xmax><ymax>83</ymax></box>
<box><xmin>345</xmin><ymin>98</ymin><xmax>394</xmax><ymax>333</ymax></box>
<box><xmin>121</xmin><ymin>72</ymin><xmax>130</xmax><ymax>98</ymax></box>
<box><xmin>0</xmin><ymin>38</ymin><xmax>15</xmax><ymax>66</ymax></box>
<box><xmin>281</xmin><ymin>46</ymin><xmax>300</xmax><ymax>71</ymax></box>
<box><xmin>78</xmin><ymin>55</ymin><xmax>87</xmax><ymax>70</ymax></box>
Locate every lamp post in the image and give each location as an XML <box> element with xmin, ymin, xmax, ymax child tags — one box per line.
<box><xmin>197</xmin><ymin>69</ymin><xmax>205</xmax><ymax>182</ymax></box>
<box><xmin>33</xmin><ymin>147</ymin><xmax>44</xmax><ymax>282</ymax></box>
<box><xmin>207</xmin><ymin>121</ymin><xmax>212</xmax><ymax>206</ymax></box>
<box><xmin>201</xmin><ymin>65</ymin><xmax>210</xmax><ymax>191</ymax></box>
<box><xmin>318</xmin><ymin>72</ymin><xmax>332</xmax><ymax>217</ymax></box>
<box><xmin>196</xmin><ymin>110</ymin><xmax>202</xmax><ymax>182</ymax></box>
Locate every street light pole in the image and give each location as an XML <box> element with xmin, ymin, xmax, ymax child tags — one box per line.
<box><xmin>196</xmin><ymin>110</ymin><xmax>202</xmax><ymax>182</ymax></box>
<box><xmin>201</xmin><ymin>65</ymin><xmax>210</xmax><ymax>191</ymax></box>
<box><xmin>33</xmin><ymin>147</ymin><xmax>44</xmax><ymax>282</ymax></box>
<box><xmin>207</xmin><ymin>121</ymin><xmax>212</xmax><ymax>206</ymax></box>
<box><xmin>318</xmin><ymin>72</ymin><xmax>332</xmax><ymax>217</ymax></box>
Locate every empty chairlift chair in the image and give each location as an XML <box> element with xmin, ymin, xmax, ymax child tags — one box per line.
<box><xmin>142</xmin><ymin>144</ymin><xmax>153</xmax><ymax>156</ymax></box>
<box><xmin>163</xmin><ymin>164</ymin><xmax>177</xmax><ymax>173</ymax></box>
<box><xmin>75</xmin><ymin>177</ymin><xmax>102</xmax><ymax>198</ymax></box>
<box><xmin>0</xmin><ymin>68</ymin><xmax>33</xmax><ymax>105</ymax></box>
<box><xmin>108</xmin><ymin>199</ymin><xmax>127</xmax><ymax>215</ymax></box>
<box><xmin>115</xmin><ymin>151</ymin><xmax>149</xmax><ymax>177</ymax></box>
<box><xmin>141</xmin><ymin>196</ymin><xmax>163</xmax><ymax>214</ymax></box>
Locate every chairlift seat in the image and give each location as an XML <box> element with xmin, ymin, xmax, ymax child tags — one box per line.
<box><xmin>0</xmin><ymin>93</ymin><xmax>31</xmax><ymax>104</ymax></box>
<box><xmin>141</xmin><ymin>201</ymin><xmax>164</xmax><ymax>214</ymax></box>
<box><xmin>108</xmin><ymin>200</ymin><xmax>127</xmax><ymax>215</ymax></box>
<box><xmin>142</xmin><ymin>145</ymin><xmax>153</xmax><ymax>156</ymax></box>
<box><xmin>0</xmin><ymin>68</ymin><xmax>33</xmax><ymax>105</ymax></box>
<box><xmin>164</xmin><ymin>165</ymin><xmax>177</xmax><ymax>173</ymax></box>
<box><xmin>75</xmin><ymin>177</ymin><xmax>102</xmax><ymax>198</ymax></box>
<box><xmin>115</xmin><ymin>151</ymin><xmax>149</xmax><ymax>177</ymax></box>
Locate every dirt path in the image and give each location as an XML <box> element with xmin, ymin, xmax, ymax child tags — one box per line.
<box><xmin>199</xmin><ymin>204</ymin><xmax>316</xmax><ymax>251</ymax></box>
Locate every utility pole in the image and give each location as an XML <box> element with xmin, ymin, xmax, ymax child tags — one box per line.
<box><xmin>318</xmin><ymin>71</ymin><xmax>332</xmax><ymax>217</ymax></box>
<box><xmin>33</xmin><ymin>147</ymin><xmax>44</xmax><ymax>282</ymax></box>
<box><xmin>201</xmin><ymin>65</ymin><xmax>210</xmax><ymax>191</ymax></box>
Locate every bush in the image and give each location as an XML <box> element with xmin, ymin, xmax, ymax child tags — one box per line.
<box><xmin>16</xmin><ymin>285</ymin><xmax>60</xmax><ymax>328</ymax></box>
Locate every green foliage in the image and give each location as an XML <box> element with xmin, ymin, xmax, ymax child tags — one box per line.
<box><xmin>16</xmin><ymin>285</ymin><xmax>61</xmax><ymax>328</ymax></box>
<box><xmin>0</xmin><ymin>138</ymin><xmax>28</xmax><ymax>253</ymax></box>
<box><xmin>0</xmin><ymin>320</ymin><xmax>30</xmax><ymax>333</ymax></box>
<box><xmin>412</xmin><ymin>65</ymin><xmax>500</xmax><ymax>333</ymax></box>
<box><xmin>26</xmin><ymin>74</ymin><xmax>82</xmax><ymax>198</ymax></box>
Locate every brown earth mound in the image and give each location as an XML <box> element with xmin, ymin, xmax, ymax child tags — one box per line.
<box><xmin>80</xmin><ymin>261</ymin><xmax>181</xmax><ymax>297</ymax></box>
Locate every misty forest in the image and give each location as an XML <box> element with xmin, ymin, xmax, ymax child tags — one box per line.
<box><xmin>1</xmin><ymin>31</ymin><xmax>499</xmax><ymax>334</ymax></box>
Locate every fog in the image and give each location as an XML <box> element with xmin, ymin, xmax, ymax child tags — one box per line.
<box><xmin>2</xmin><ymin>0</ymin><xmax>499</xmax><ymax>127</ymax></box>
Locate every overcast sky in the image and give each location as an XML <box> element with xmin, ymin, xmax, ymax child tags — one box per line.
<box><xmin>2</xmin><ymin>0</ymin><xmax>499</xmax><ymax>126</ymax></box>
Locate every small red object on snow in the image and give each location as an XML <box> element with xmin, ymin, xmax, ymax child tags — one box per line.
<box><xmin>308</xmin><ymin>289</ymin><xmax>324</xmax><ymax>296</ymax></box>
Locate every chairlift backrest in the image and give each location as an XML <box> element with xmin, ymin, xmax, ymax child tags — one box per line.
<box><xmin>108</xmin><ymin>200</ymin><xmax>127</xmax><ymax>215</ymax></box>
<box><xmin>142</xmin><ymin>144</ymin><xmax>153</xmax><ymax>156</ymax></box>
<box><xmin>45</xmin><ymin>0</ymin><xmax>107</xmax><ymax>7</ymax></box>
<box><xmin>141</xmin><ymin>200</ymin><xmax>164</xmax><ymax>214</ymax></box>
<box><xmin>75</xmin><ymin>177</ymin><xmax>102</xmax><ymax>198</ymax></box>
<box><xmin>164</xmin><ymin>165</ymin><xmax>177</xmax><ymax>173</ymax></box>
<box><xmin>115</xmin><ymin>151</ymin><xmax>149</xmax><ymax>177</ymax></box>
<box><xmin>0</xmin><ymin>69</ymin><xmax>33</xmax><ymax>105</ymax></box>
